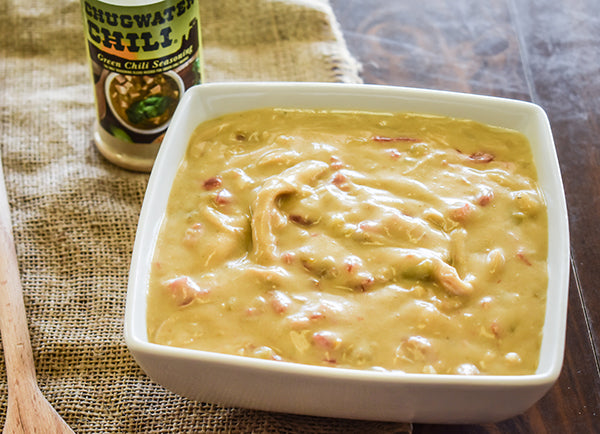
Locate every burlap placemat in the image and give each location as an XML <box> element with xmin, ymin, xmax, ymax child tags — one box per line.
<box><xmin>0</xmin><ymin>0</ymin><xmax>411</xmax><ymax>432</ymax></box>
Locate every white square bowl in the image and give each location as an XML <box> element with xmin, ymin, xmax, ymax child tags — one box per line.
<box><xmin>124</xmin><ymin>82</ymin><xmax>570</xmax><ymax>424</ymax></box>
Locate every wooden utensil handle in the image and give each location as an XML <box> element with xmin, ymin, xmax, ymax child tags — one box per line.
<box><xmin>0</xmin><ymin>158</ymin><xmax>74</xmax><ymax>433</ymax></box>
<box><xmin>0</xmin><ymin>160</ymin><xmax>37</xmax><ymax>388</ymax></box>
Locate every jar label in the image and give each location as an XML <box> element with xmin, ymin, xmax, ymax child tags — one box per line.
<box><xmin>81</xmin><ymin>0</ymin><xmax>203</xmax><ymax>144</ymax></box>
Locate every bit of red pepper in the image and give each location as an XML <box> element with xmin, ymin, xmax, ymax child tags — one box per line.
<box><xmin>516</xmin><ymin>250</ymin><xmax>532</xmax><ymax>266</ymax></box>
<box><xmin>203</xmin><ymin>176</ymin><xmax>222</xmax><ymax>190</ymax></box>
<box><xmin>372</xmin><ymin>135</ymin><xmax>420</xmax><ymax>142</ymax></box>
<box><xmin>289</xmin><ymin>214</ymin><xmax>313</xmax><ymax>226</ymax></box>
<box><xmin>468</xmin><ymin>152</ymin><xmax>495</xmax><ymax>163</ymax></box>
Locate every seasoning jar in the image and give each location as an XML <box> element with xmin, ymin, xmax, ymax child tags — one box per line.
<box><xmin>80</xmin><ymin>0</ymin><xmax>204</xmax><ymax>171</ymax></box>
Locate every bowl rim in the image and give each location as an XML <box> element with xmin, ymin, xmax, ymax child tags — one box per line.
<box><xmin>125</xmin><ymin>81</ymin><xmax>570</xmax><ymax>388</ymax></box>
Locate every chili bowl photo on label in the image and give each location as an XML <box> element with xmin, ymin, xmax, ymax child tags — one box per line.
<box><xmin>105</xmin><ymin>71</ymin><xmax>184</xmax><ymax>135</ymax></box>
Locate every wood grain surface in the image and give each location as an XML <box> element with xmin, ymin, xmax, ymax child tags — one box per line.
<box><xmin>330</xmin><ymin>0</ymin><xmax>600</xmax><ymax>432</ymax></box>
<box><xmin>0</xmin><ymin>159</ymin><xmax>74</xmax><ymax>433</ymax></box>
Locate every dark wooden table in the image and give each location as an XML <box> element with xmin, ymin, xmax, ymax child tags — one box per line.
<box><xmin>329</xmin><ymin>0</ymin><xmax>600</xmax><ymax>432</ymax></box>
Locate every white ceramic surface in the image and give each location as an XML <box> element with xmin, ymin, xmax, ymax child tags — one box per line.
<box><xmin>125</xmin><ymin>82</ymin><xmax>570</xmax><ymax>424</ymax></box>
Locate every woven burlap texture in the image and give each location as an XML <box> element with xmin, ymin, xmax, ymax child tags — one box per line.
<box><xmin>0</xmin><ymin>0</ymin><xmax>412</xmax><ymax>432</ymax></box>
